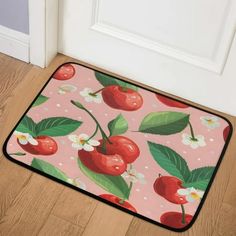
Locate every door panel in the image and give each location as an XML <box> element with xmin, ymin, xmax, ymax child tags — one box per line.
<box><xmin>58</xmin><ymin>0</ymin><xmax>236</xmax><ymax>115</ymax></box>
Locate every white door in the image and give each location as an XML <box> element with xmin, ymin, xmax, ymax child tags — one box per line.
<box><xmin>58</xmin><ymin>0</ymin><xmax>236</xmax><ymax>115</ymax></box>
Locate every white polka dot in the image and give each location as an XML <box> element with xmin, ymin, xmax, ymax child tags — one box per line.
<box><xmin>104</xmin><ymin>113</ymin><xmax>108</xmax><ymax>116</ymax></box>
<box><xmin>209</xmin><ymin>138</ymin><xmax>214</xmax><ymax>142</ymax></box>
<box><xmin>197</xmin><ymin>158</ymin><xmax>201</xmax><ymax>161</ymax></box>
<box><xmin>89</xmin><ymin>110</ymin><xmax>93</xmax><ymax>113</ymax></box>
<box><xmin>56</xmin><ymin>104</ymin><xmax>61</xmax><ymax>107</ymax></box>
<box><xmin>144</xmin><ymin>166</ymin><xmax>149</xmax><ymax>169</ymax></box>
<box><xmin>136</xmin><ymin>188</ymin><xmax>140</xmax><ymax>192</ymax></box>
<box><xmin>64</xmin><ymin>109</ymin><xmax>68</xmax><ymax>112</ymax></box>
<box><xmin>144</xmin><ymin>197</ymin><xmax>148</xmax><ymax>200</ymax></box>
<box><xmin>58</xmin><ymin>163</ymin><xmax>63</xmax><ymax>166</ymax></box>
<box><xmin>78</xmin><ymin>116</ymin><xmax>82</xmax><ymax>120</ymax></box>
<box><xmin>160</xmin><ymin>205</ymin><xmax>164</xmax><ymax>208</ymax></box>
<box><xmin>183</xmin><ymin>151</ymin><xmax>187</xmax><ymax>154</ymax></box>
<box><xmin>146</xmin><ymin>211</ymin><xmax>151</xmax><ymax>215</ymax></box>
<box><xmin>70</xmin><ymin>156</ymin><xmax>75</xmax><ymax>160</ymax></box>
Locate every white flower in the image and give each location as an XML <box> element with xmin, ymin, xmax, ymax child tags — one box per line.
<box><xmin>200</xmin><ymin>116</ymin><xmax>220</xmax><ymax>129</ymax></box>
<box><xmin>122</xmin><ymin>168</ymin><xmax>146</xmax><ymax>184</ymax></box>
<box><xmin>177</xmin><ymin>187</ymin><xmax>204</xmax><ymax>203</ymax></box>
<box><xmin>14</xmin><ymin>131</ymin><xmax>38</xmax><ymax>145</ymax></box>
<box><xmin>182</xmin><ymin>133</ymin><xmax>206</xmax><ymax>149</ymax></box>
<box><xmin>67</xmin><ymin>178</ymin><xmax>86</xmax><ymax>190</ymax></box>
<box><xmin>80</xmin><ymin>88</ymin><xmax>102</xmax><ymax>103</ymax></box>
<box><xmin>68</xmin><ymin>133</ymin><xmax>100</xmax><ymax>152</ymax></box>
<box><xmin>58</xmin><ymin>84</ymin><xmax>77</xmax><ymax>95</ymax></box>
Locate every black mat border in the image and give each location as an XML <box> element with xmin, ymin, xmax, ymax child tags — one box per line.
<box><xmin>2</xmin><ymin>61</ymin><xmax>233</xmax><ymax>232</ymax></box>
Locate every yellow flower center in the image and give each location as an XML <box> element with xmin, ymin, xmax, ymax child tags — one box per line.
<box><xmin>80</xmin><ymin>139</ymin><xmax>87</xmax><ymax>145</ymax></box>
<box><xmin>16</xmin><ymin>134</ymin><xmax>27</xmax><ymax>141</ymax></box>
<box><xmin>206</xmin><ymin>119</ymin><xmax>214</xmax><ymax>124</ymax></box>
<box><xmin>190</xmin><ymin>192</ymin><xmax>200</xmax><ymax>200</ymax></box>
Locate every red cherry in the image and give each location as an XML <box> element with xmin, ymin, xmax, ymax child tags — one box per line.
<box><xmin>53</xmin><ymin>64</ymin><xmax>75</xmax><ymax>80</ymax></box>
<box><xmin>223</xmin><ymin>126</ymin><xmax>230</xmax><ymax>142</ymax></box>
<box><xmin>160</xmin><ymin>212</ymin><xmax>193</xmax><ymax>229</ymax></box>
<box><xmin>78</xmin><ymin>148</ymin><xmax>127</xmax><ymax>176</ymax></box>
<box><xmin>17</xmin><ymin>136</ymin><xmax>58</xmax><ymax>155</ymax></box>
<box><xmin>102</xmin><ymin>85</ymin><xmax>143</xmax><ymax>111</ymax></box>
<box><xmin>156</xmin><ymin>94</ymin><xmax>189</xmax><ymax>108</ymax></box>
<box><xmin>153</xmin><ymin>176</ymin><xmax>188</xmax><ymax>204</ymax></box>
<box><xmin>98</xmin><ymin>136</ymin><xmax>140</xmax><ymax>164</ymax></box>
<box><xmin>99</xmin><ymin>194</ymin><xmax>137</xmax><ymax>212</ymax></box>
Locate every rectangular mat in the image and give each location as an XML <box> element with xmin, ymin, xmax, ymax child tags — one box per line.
<box><xmin>3</xmin><ymin>62</ymin><xmax>232</xmax><ymax>232</ymax></box>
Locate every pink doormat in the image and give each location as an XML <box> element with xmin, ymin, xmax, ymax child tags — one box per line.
<box><xmin>3</xmin><ymin>63</ymin><xmax>232</xmax><ymax>232</ymax></box>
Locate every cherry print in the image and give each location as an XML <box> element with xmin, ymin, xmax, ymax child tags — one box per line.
<box><xmin>18</xmin><ymin>136</ymin><xmax>58</xmax><ymax>155</ymax></box>
<box><xmin>160</xmin><ymin>212</ymin><xmax>193</xmax><ymax>229</ymax></box>
<box><xmin>102</xmin><ymin>85</ymin><xmax>143</xmax><ymax>111</ymax></box>
<box><xmin>53</xmin><ymin>64</ymin><xmax>75</xmax><ymax>80</ymax></box>
<box><xmin>156</xmin><ymin>94</ymin><xmax>189</xmax><ymax>108</ymax></box>
<box><xmin>153</xmin><ymin>176</ymin><xmax>188</xmax><ymax>204</ymax></box>
<box><xmin>99</xmin><ymin>194</ymin><xmax>137</xmax><ymax>212</ymax></box>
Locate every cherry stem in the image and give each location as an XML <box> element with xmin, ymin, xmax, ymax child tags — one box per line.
<box><xmin>71</xmin><ymin>100</ymin><xmax>111</xmax><ymax>144</ymax></box>
<box><xmin>90</xmin><ymin>88</ymin><xmax>104</xmax><ymax>96</ymax></box>
<box><xmin>180</xmin><ymin>204</ymin><xmax>186</xmax><ymax>225</ymax></box>
<box><xmin>188</xmin><ymin>122</ymin><xmax>197</xmax><ymax>141</ymax></box>
<box><xmin>158</xmin><ymin>173</ymin><xmax>162</xmax><ymax>178</ymax></box>
<box><xmin>87</xmin><ymin>125</ymin><xmax>99</xmax><ymax>141</ymax></box>
<box><xmin>8</xmin><ymin>152</ymin><xmax>26</xmax><ymax>156</ymax></box>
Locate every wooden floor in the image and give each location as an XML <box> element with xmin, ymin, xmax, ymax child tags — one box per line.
<box><xmin>0</xmin><ymin>53</ymin><xmax>236</xmax><ymax>236</ymax></box>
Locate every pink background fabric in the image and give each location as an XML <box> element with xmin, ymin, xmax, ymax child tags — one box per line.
<box><xmin>6</xmin><ymin>63</ymin><xmax>230</xmax><ymax>224</ymax></box>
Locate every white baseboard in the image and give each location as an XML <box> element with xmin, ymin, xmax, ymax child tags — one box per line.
<box><xmin>0</xmin><ymin>25</ymin><xmax>29</xmax><ymax>62</ymax></box>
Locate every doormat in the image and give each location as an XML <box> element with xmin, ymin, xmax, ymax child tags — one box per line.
<box><xmin>3</xmin><ymin>62</ymin><xmax>232</xmax><ymax>232</ymax></box>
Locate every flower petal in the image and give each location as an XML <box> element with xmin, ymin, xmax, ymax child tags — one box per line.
<box><xmin>28</xmin><ymin>137</ymin><xmax>38</xmax><ymax>146</ymax></box>
<box><xmin>186</xmin><ymin>195</ymin><xmax>195</xmax><ymax>202</ymax></box>
<box><xmin>68</xmin><ymin>134</ymin><xmax>78</xmax><ymax>143</ymax></box>
<box><xmin>78</xmin><ymin>133</ymin><xmax>89</xmax><ymax>140</ymax></box>
<box><xmin>83</xmin><ymin>144</ymin><xmax>94</xmax><ymax>152</ymax></box>
<box><xmin>18</xmin><ymin>138</ymin><xmax>28</xmax><ymax>145</ymax></box>
<box><xmin>88</xmin><ymin>139</ymin><xmax>100</xmax><ymax>146</ymax></box>
<box><xmin>177</xmin><ymin>188</ymin><xmax>189</xmax><ymax>196</ymax></box>
<box><xmin>72</xmin><ymin>143</ymin><xmax>83</xmax><ymax>150</ymax></box>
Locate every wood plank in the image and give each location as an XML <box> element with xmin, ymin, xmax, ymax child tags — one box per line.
<box><xmin>82</xmin><ymin>203</ymin><xmax>133</xmax><ymax>236</ymax></box>
<box><xmin>38</xmin><ymin>215</ymin><xmax>83</xmax><ymax>236</ymax></box>
<box><xmin>0</xmin><ymin>174</ymin><xmax>64</xmax><ymax>235</ymax></box>
<box><xmin>212</xmin><ymin>203</ymin><xmax>236</xmax><ymax>236</ymax></box>
<box><xmin>0</xmin><ymin>157</ymin><xmax>32</xmax><ymax>219</ymax></box>
<box><xmin>52</xmin><ymin>188</ymin><xmax>97</xmax><ymax>227</ymax></box>
<box><xmin>126</xmin><ymin>218</ymin><xmax>172</xmax><ymax>236</ymax></box>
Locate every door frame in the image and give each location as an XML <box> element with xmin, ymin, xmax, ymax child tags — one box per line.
<box><xmin>29</xmin><ymin>0</ymin><xmax>59</xmax><ymax>68</ymax></box>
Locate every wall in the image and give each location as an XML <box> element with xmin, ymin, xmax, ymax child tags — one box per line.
<box><xmin>0</xmin><ymin>0</ymin><xmax>29</xmax><ymax>34</ymax></box>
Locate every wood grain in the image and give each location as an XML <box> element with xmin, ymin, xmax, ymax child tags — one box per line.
<box><xmin>38</xmin><ymin>215</ymin><xmax>83</xmax><ymax>236</ymax></box>
<box><xmin>0</xmin><ymin>53</ymin><xmax>235</xmax><ymax>235</ymax></box>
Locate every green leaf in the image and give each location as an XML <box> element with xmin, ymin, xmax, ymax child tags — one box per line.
<box><xmin>108</xmin><ymin>114</ymin><xmax>128</xmax><ymax>136</ymax></box>
<box><xmin>31</xmin><ymin>158</ymin><xmax>68</xmax><ymax>182</ymax></box>
<box><xmin>36</xmin><ymin>117</ymin><xmax>82</xmax><ymax>137</ymax></box>
<box><xmin>148</xmin><ymin>142</ymin><xmax>191</xmax><ymax>181</ymax></box>
<box><xmin>78</xmin><ymin>159</ymin><xmax>130</xmax><ymax>199</ymax></box>
<box><xmin>15</xmin><ymin>115</ymin><xmax>37</xmax><ymax>137</ymax></box>
<box><xmin>95</xmin><ymin>71</ymin><xmax>138</xmax><ymax>91</ymax></box>
<box><xmin>139</xmin><ymin>111</ymin><xmax>190</xmax><ymax>135</ymax></box>
<box><xmin>32</xmin><ymin>95</ymin><xmax>49</xmax><ymax>107</ymax></box>
<box><xmin>183</xmin><ymin>167</ymin><xmax>215</xmax><ymax>191</ymax></box>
